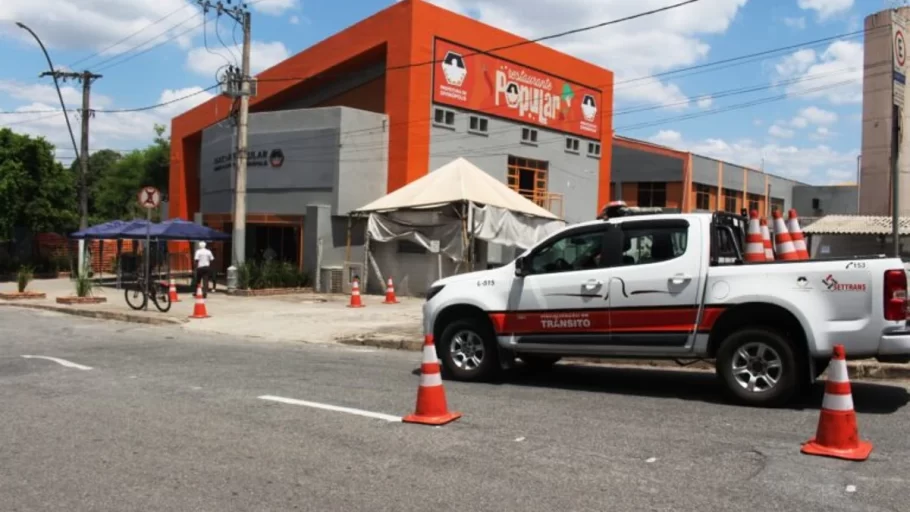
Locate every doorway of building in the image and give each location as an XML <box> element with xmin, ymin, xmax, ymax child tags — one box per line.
<box><xmin>249</xmin><ymin>224</ymin><xmax>300</xmax><ymax>265</ymax></box>
<box><xmin>507</xmin><ymin>156</ymin><xmax>549</xmax><ymax>206</ymax></box>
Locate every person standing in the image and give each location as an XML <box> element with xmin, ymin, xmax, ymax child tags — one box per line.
<box><xmin>193</xmin><ymin>241</ymin><xmax>215</xmax><ymax>298</ymax></box>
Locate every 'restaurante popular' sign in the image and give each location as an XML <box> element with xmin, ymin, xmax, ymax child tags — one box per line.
<box><xmin>433</xmin><ymin>39</ymin><xmax>603</xmax><ymax>139</ymax></box>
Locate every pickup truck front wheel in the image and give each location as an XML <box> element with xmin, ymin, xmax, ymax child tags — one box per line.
<box><xmin>716</xmin><ymin>328</ymin><xmax>799</xmax><ymax>407</ymax></box>
<box><xmin>438</xmin><ymin>318</ymin><xmax>500</xmax><ymax>382</ymax></box>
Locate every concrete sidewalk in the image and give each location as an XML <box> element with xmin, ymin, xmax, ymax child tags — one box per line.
<box><xmin>0</xmin><ymin>277</ymin><xmax>422</xmax><ymax>344</ymax></box>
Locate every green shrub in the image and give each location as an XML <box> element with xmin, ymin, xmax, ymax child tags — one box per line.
<box><xmin>72</xmin><ymin>262</ymin><xmax>96</xmax><ymax>297</ymax></box>
<box><xmin>17</xmin><ymin>265</ymin><xmax>33</xmax><ymax>293</ymax></box>
<box><xmin>237</xmin><ymin>260</ymin><xmax>309</xmax><ymax>290</ymax></box>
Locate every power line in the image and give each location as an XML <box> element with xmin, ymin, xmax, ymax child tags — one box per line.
<box><xmin>94</xmin><ymin>84</ymin><xmax>221</xmax><ymax>113</ymax></box>
<box><xmin>66</xmin><ymin>3</ymin><xmax>196</xmax><ymax>69</ymax></box>
<box><xmin>93</xmin><ymin>14</ymin><xmax>206</xmax><ymax>72</ymax></box>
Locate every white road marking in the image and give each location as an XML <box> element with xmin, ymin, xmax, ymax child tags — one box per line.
<box><xmin>21</xmin><ymin>355</ymin><xmax>93</xmax><ymax>371</ymax></box>
<box><xmin>258</xmin><ymin>395</ymin><xmax>402</xmax><ymax>422</ymax></box>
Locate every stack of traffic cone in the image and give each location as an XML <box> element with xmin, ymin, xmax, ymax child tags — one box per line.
<box><xmin>760</xmin><ymin>217</ymin><xmax>775</xmax><ymax>261</ymax></box>
<box><xmin>787</xmin><ymin>209</ymin><xmax>810</xmax><ymax>260</ymax></box>
<box><xmin>772</xmin><ymin>210</ymin><xmax>799</xmax><ymax>261</ymax></box>
<box><xmin>801</xmin><ymin>344</ymin><xmax>873</xmax><ymax>461</ymax></box>
<box><xmin>168</xmin><ymin>278</ymin><xmax>180</xmax><ymax>303</ymax></box>
<box><xmin>744</xmin><ymin>210</ymin><xmax>766</xmax><ymax>262</ymax></box>
<box><xmin>189</xmin><ymin>286</ymin><xmax>210</xmax><ymax>319</ymax></box>
<box><xmin>347</xmin><ymin>279</ymin><xmax>364</xmax><ymax>308</ymax></box>
<box><xmin>383</xmin><ymin>277</ymin><xmax>399</xmax><ymax>304</ymax></box>
<box><xmin>403</xmin><ymin>335</ymin><xmax>462</xmax><ymax>426</ymax></box>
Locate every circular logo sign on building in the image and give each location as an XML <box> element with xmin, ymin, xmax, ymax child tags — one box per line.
<box><xmin>269</xmin><ymin>149</ymin><xmax>285</xmax><ymax>168</ymax></box>
<box><xmin>137</xmin><ymin>186</ymin><xmax>161</xmax><ymax>209</ymax></box>
<box><xmin>442</xmin><ymin>51</ymin><xmax>467</xmax><ymax>87</ymax></box>
<box><xmin>581</xmin><ymin>94</ymin><xmax>598</xmax><ymax>122</ymax></box>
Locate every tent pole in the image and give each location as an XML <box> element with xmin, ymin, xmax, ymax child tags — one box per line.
<box><xmin>361</xmin><ymin>215</ymin><xmax>371</xmax><ymax>293</ymax></box>
<box><xmin>466</xmin><ymin>201</ymin><xmax>475</xmax><ymax>272</ymax></box>
<box><xmin>345</xmin><ymin>215</ymin><xmax>353</xmax><ymax>264</ymax></box>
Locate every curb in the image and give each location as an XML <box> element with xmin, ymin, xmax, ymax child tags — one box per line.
<box><xmin>338</xmin><ymin>337</ymin><xmax>910</xmax><ymax>381</ymax></box>
<box><xmin>0</xmin><ymin>302</ymin><xmax>188</xmax><ymax>326</ymax></box>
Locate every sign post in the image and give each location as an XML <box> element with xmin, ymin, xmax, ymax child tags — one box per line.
<box><xmin>893</xmin><ymin>12</ymin><xmax>907</xmax><ymax>257</ymax></box>
<box><xmin>137</xmin><ymin>186</ymin><xmax>161</xmax><ymax>311</ymax></box>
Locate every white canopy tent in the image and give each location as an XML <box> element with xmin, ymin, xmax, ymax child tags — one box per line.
<box><xmin>350</xmin><ymin>157</ymin><xmax>566</xmax><ymax>294</ymax></box>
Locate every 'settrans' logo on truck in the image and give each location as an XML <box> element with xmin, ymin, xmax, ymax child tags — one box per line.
<box><xmin>822</xmin><ymin>274</ymin><xmax>866</xmax><ymax>292</ymax></box>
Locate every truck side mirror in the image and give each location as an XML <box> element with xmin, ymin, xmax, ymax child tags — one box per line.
<box><xmin>515</xmin><ymin>256</ymin><xmax>528</xmax><ymax>277</ymax></box>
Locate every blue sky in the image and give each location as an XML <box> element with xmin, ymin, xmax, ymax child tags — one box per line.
<box><xmin>0</xmin><ymin>0</ymin><xmax>882</xmax><ymax>183</ymax></box>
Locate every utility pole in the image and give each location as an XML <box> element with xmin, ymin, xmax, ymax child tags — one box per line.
<box><xmin>199</xmin><ymin>0</ymin><xmax>252</xmax><ymax>286</ymax></box>
<box><xmin>40</xmin><ymin>69</ymin><xmax>101</xmax><ymax>273</ymax></box>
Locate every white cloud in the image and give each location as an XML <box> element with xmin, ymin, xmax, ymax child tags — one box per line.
<box><xmin>289</xmin><ymin>15</ymin><xmax>300</xmax><ymax>25</ymax></box>
<box><xmin>809</xmin><ymin>126</ymin><xmax>835</xmax><ymax>141</ymax></box>
<box><xmin>0</xmin><ymin>86</ymin><xmax>214</xmax><ymax>158</ymax></box>
<box><xmin>252</xmin><ymin>0</ymin><xmax>298</xmax><ymax>16</ymax></box>
<box><xmin>0</xmin><ymin>80</ymin><xmax>114</xmax><ymax>110</ymax></box>
<box><xmin>696</xmin><ymin>95</ymin><xmax>713</xmax><ymax>108</ymax></box>
<box><xmin>783</xmin><ymin>17</ymin><xmax>806</xmax><ymax>29</ymax></box>
<box><xmin>424</xmin><ymin>0</ymin><xmax>747</xmax><ymax>109</ymax></box>
<box><xmin>797</xmin><ymin>0</ymin><xmax>854</xmax><ymax>21</ymax></box>
<box><xmin>0</xmin><ymin>0</ymin><xmax>201</xmax><ymax>53</ymax></box>
<box><xmin>769</xmin><ymin>124</ymin><xmax>795</xmax><ymax>139</ymax></box>
<box><xmin>753</xmin><ymin>119</ymin><xmax>763</xmax><ymax>126</ymax></box>
<box><xmin>773</xmin><ymin>40</ymin><xmax>862</xmax><ymax>104</ymax></box>
<box><xmin>791</xmin><ymin>117</ymin><xmax>809</xmax><ymax>128</ymax></box>
<box><xmin>798</xmin><ymin>106</ymin><xmax>838</xmax><ymax>125</ymax></box>
<box><xmin>647</xmin><ymin>129</ymin><xmax>858</xmax><ymax>184</ymax></box>
<box><xmin>185</xmin><ymin>41</ymin><xmax>290</xmax><ymax>77</ymax></box>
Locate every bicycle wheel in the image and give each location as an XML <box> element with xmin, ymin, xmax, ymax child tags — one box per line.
<box><xmin>124</xmin><ymin>283</ymin><xmax>147</xmax><ymax>310</ymax></box>
<box><xmin>151</xmin><ymin>282</ymin><xmax>172</xmax><ymax>313</ymax></box>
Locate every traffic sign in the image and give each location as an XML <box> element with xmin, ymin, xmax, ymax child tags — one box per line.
<box><xmin>137</xmin><ymin>186</ymin><xmax>161</xmax><ymax>209</ymax></box>
<box><xmin>896</xmin><ymin>29</ymin><xmax>906</xmax><ymax>68</ymax></box>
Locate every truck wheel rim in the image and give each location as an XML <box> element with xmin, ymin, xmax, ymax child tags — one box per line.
<box><xmin>450</xmin><ymin>330</ymin><xmax>484</xmax><ymax>371</ymax></box>
<box><xmin>731</xmin><ymin>342</ymin><xmax>782</xmax><ymax>393</ymax></box>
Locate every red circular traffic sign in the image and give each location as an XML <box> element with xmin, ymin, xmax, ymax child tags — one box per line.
<box><xmin>897</xmin><ymin>30</ymin><xmax>906</xmax><ymax>67</ymax></box>
<box><xmin>137</xmin><ymin>186</ymin><xmax>161</xmax><ymax>209</ymax></box>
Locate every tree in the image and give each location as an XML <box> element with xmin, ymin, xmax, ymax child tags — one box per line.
<box><xmin>71</xmin><ymin>148</ymin><xmax>122</xmax><ymax>225</ymax></box>
<box><xmin>0</xmin><ymin>128</ymin><xmax>77</xmax><ymax>239</ymax></box>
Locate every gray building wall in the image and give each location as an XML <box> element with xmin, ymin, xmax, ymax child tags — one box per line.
<box><xmin>610</xmin><ymin>144</ymin><xmax>683</xmax><ymax>199</ymax></box>
<box><xmin>427</xmin><ymin>104</ymin><xmax>601</xmax><ymax>225</ymax></box>
<box><xmin>792</xmin><ymin>185</ymin><xmax>859</xmax><ymax>216</ymax></box>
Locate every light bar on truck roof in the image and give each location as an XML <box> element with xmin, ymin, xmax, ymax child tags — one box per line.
<box><xmin>597</xmin><ymin>200</ymin><xmax>668</xmax><ymax>220</ymax></box>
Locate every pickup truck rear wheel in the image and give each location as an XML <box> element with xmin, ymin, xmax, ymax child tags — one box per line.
<box><xmin>716</xmin><ymin>328</ymin><xmax>799</xmax><ymax>407</ymax></box>
<box><xmin>438</xmin><ymin>318</ymin><xmax>500</xmax><ymax>382</ymax></box>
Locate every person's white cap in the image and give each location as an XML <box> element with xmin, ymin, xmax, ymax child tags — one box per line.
<box><xmin>199</xmin><ymin>241</ymin><xmax>206</xmax><ymax>249</ymax></box>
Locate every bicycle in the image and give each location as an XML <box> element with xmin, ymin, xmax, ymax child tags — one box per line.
<box><xmin>124</xmin><ymin>271</ymin><xmax>172</xmax><ymax>313</ymax></box>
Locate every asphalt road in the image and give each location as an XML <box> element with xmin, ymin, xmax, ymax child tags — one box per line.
<box><xmin>2</xmin><ymin>308</ymin><xmax>909</xmax><ymax>512</ymax></box>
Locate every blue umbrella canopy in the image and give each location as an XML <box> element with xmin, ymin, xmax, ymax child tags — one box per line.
<box><xmin>69</xmin><ymin>219</ymin><xmax>152</xmax><ymax>239</ymax></box>
<box><xmin>119</xmin><ymin>218</ymin><xmax>229</xmax><ymax>241</ymax></box>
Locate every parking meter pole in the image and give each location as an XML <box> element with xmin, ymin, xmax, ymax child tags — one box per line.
<box><xmin>144</xmin><ymin>207</ymin><xmax>151</xmax><ymax>311</ymax></box>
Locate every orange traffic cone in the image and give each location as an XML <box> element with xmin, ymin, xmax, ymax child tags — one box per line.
<box><xmin>801</xmin><ymin>345</ymin><xmax>873</xmax><ymax>461</ymax></box>
<box><xmin>772</xmin><ymin>210</ymin><xmax>799</xmax><ymax>261</ymax></box>
<box><xmin>168</xmin><ymin>278</ymin><xmax>180</xmax><ymax>303</ymax></box>
<box><xmin>383</xmin><ymin>277</ymin><xmax>399</xmax><ymax>304</ymax></box>
<box><xmin>403</xmin><ymin>335</ymin><xmax>462</xmax><ymax>426</ymax></box>
<box><xmin>787</xmin><ymin>209</ymin><xmax>810</xmax><ymax>260</ymax></box>
<box><xmin>744</xmin><ymin>210</ymin><xmax>766</xmax><ymax>262</ymax></box>
<box><xmin>189</xmin><ymin>286</ymin><xmax>210</xmax><ymax>319</ymax></box>
<box><xmin>347</xmin><ymin>279</ymin><xmax>364</xmax><ymax>308</ymax></box>
<box><xmin>760</xmin><ymin>217</ymin><xmax>775</xmax><ymax>261</ymax></box>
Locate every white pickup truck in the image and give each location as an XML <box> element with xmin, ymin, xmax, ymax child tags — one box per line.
<box><xmin>423</xmin><ymin>208</ymin><xmax>910</xmax><ymax>406</ymax></box>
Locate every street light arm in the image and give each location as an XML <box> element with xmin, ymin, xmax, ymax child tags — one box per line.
<box><xmin>16</xmin><ymin>22</ymin><xmax>80</xmax><ymax>163</ymax></box>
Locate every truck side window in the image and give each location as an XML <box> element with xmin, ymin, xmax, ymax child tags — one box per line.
<box><xmin>527</xmin><ymin>229</ymin><xmax>606</xmax><ymax>274</ymax></box>
<box><xmin>621</xmin><ymin>225</ymin><xmax>688</xmax><ymax>265</ymax></box>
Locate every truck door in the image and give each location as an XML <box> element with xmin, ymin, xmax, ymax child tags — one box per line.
<box><xmin>607</xmin><ymin>218</ymin><xmax>703</xmax><ymax>349</ymax></box>
<box><xmin>504</xmin><ymin>224</ymin><xmax>612</xmax><ymax>346</ymax></box>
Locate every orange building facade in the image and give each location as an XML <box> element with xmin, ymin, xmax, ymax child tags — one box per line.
<box><xmin>169</xmin><ymin>0</ymin><xmax>615</xmax><ymax>228</ymax></box>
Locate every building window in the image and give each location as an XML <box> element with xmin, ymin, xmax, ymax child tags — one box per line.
<box><xmin>637</xmin><ymin>182</ymin><xmax>666</xmax><ymax>208</ymax></box>
<box><xmin>468</xmin><ymin>115</ymin><xmax>489</xmax><ymax>134</ymax></box>
<box><xmin>565</xmin><ymin>137</ymin><xmax>580</xmax><ymax>153</ymax></box>
<box><xmin>722</xmin><ymin>188</ymin><xmax>739</xmax><ymax>213</ymax></box>
<box><xmin>695</xmin><ymin>184</ymin><xmax>712</xmax><ymax>210</ymax></box>
<box><xmin>587</xmin><ymin>142</ymin><xmax>601</xmax><ymax>158</ymax></box>
<box><xmin>770</xmin><ymin>197</ymin><xmax>785</xmax><ymax>216</ymax></box>
<box><xmin>747</xmin><ymin>193</ymin><xmax>762</xmax><ymax>215</ymax></box>
<box><xmin>433</xmin><ymin>107</ymin><xmax>455</xmax><ymax>127</ymax></box>
<box><xmin>521</xmin><ymin>127</ymin><xmax>538</xmax><ymax>144</ymax></box>
<box><xmin>507</xmin><ymin>156</ymin><xmax>548</xmax><ymax>206</ymax></box>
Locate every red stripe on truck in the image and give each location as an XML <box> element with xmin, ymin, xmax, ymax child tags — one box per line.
<box><xmin>488</xmin><ymin>306</ymin><xmax>726</xmax><ymax>335</ymax></box>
